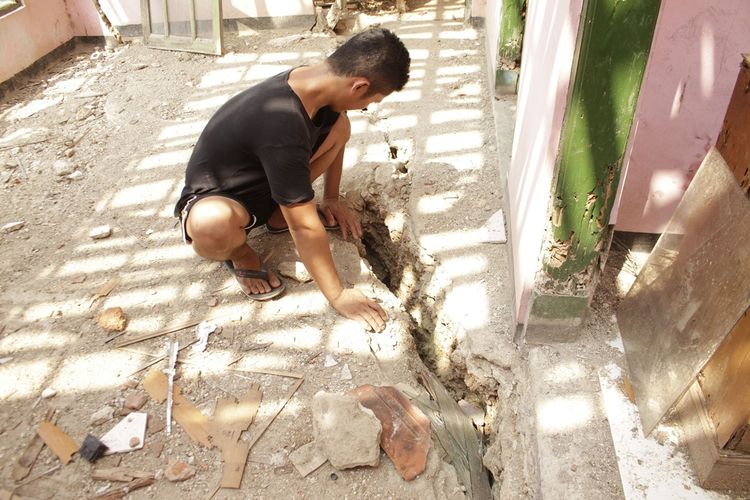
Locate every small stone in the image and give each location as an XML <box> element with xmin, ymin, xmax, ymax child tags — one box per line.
<box><xmin>71</xmin><ymin>274</ymin><xmax>87</xmax><ymax>284</ymax></box>
<box><xmin>132</xmin><ymin>63</ymin><xmax>148</xmax><ymax>70</ymax></box>
<box><xmin>97</xmin><ymin>307</ymin><xmax>128</xmax><ymax>332</ymax></box>
<box><xmin>277</xmin><ymin>261</ymin><xmax>313</xmax><ymax>283</ymax></box>
<box><xmin>66</xmin><ymin>171</ymin><xmax>83</xmax><ymax>180</ymax></box>
<box><xmin>41</xmin><ymin>388</ymin><xmax>57</xmax><ymax>399</ymax></box>
<box><xmin>89</xmin><ymin>225</ymin><xmax>112</xmax><ymax>239</ymax></box>
<box><xmin>129</xmin><ymin>436</ymin><xmax>140</xmax><ymax>447</ymax></box>
<box><xmin>90</xmin><ymin>406</ymin><xmax>112</xmax><ymax>425</ymax></box>
<box><xmin>1</xmin><ymin>221</ymin><xmax>24</xmax><ymax>233</ymax></box>
<box><xmin>124</xmin><ymin>392</ymin><xmax>147</xmax><ymax>410</ymax></box>
<box><xmin>64</xmin><ymin>148</ymin><xmax>75</xmax><ymax>158</ymax></box>
<box><xmin>207</xmin><ymin>297</ymin><xmax>218</xmax><ymax>307</ymax></box>
<box><xmin>330</xmin><ymin>473</ymin><xmax>338</xmax><ymax>481</ymax></box>
<box><xmin>324</xmin><ymin>354</ymin><xmax>338</xmax><ymax>367</ymax></box>
<box><xmin>164</xmin><ymin>460</ymin><xmax>196</xmax><ymax>482</ymax></box>
<box><xmin>53</xmin><ymin>159</ymin><xmax>74</xmax><ymax>176</ymax></box>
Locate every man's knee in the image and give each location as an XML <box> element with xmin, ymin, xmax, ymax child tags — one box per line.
<box><xmin>186</xmin><ymin>197</ymin><xmax>247</xmax><ymax>252</ymax></box>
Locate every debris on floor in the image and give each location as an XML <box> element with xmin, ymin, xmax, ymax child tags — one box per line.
<box><xmin>350</xmin><ymin>384</ymin><xmax>432</xmax><ymax>480</ymax></box>
<box><xmin>100</xmin><ymin>412</ymin><xmax>147</xmax><ymax>454</ymax></box>
<box><xmin>312</xmin><ymin>391</ymin><xmax>382</xmax><ymax>469</ymax></box>
<box><xmin>37</xmin><ymin>419</ymin><xmax>79</xmax><ymax>465</ymax></box>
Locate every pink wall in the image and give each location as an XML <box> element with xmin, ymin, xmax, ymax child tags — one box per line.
<box><xmin>0</xmin><ymin>0</ymin><xmax>313</xmax><ymax>84</ymax></box>
<box><xmin>612</xmin><ymin>2</ymin><xmax>750</xmax><ymax>233</ymax></box>
<box><xmin>0</xmin><ymin>0</ymin><xmax>76</xmax><ymax>83</ymax></box>
<box><xmin>507</xmin><ymin>0</ymin><xmax>584</xmax><ymax>322</ymax></box>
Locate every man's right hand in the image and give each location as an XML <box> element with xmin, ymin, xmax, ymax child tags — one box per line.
<box><xmin>331</xmin><ymin>288</ymin><xmax>388</xmax><ymax>332</ymax></box>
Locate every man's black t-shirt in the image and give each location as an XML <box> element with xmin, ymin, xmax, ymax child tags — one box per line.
<box><xmin>174</xmin><ymin>69</ymin><xmax>340</xmax><ymax>223</ymax></box>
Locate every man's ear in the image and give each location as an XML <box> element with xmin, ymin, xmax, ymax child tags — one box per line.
<box><xmin>351</xmin><ymin>78</ymin><xmax>371</xmax><ymax>96</ymax></box>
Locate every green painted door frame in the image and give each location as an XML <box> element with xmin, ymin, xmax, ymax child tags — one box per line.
<box><xmin>525</xmin><ymin>0</ymin><xmax>662</xmax><ymax>342</ymax></box>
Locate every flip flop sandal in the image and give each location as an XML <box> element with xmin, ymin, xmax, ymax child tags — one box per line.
<box><xmin>224</xmin><ymin>260</ymin><xmax>285</xmax><ymax>301</ymax></box>
<box><xmin>265</xmin><ymin>207</ymin><xmax>340</xmax><ymax>234</ymax></box>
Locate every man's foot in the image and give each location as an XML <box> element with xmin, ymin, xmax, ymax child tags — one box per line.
<box><xmin>226</xmin><ymin>245</ymin><xmax>284</xmax><ymax>300</ymax></box>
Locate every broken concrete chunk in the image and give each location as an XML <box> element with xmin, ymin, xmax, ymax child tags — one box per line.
<box><xmin>289</xmin><ymin>441</ymin><xmax>327</xmax><ymax>477</ymax></box>
<box><xmin>100</xmin><ymin>412</ymin><xmax>147</xmax><ymax>454</ymax></box>
<box><xmin>90</xmin><ymin>406</ymin><xmax>113</xmax><ymax>426</ymax></box>
<box><xmin>164</xmin><ymin>460</ymin><xmax>196</xmax><ymax>482</ymax></box>
<box><xmin>324</xmin><ymin>354</ymin><xmax>338</xmax><ymax>367</ymax></box>
<box><xmin>90</xmin><ymin>225</ymin><xmax>112</xmax><ymax>239</ymax></box>
<box><xmin>312</xmin><ymin>391</ymin><xmax>381</xmax><ymax>470</ymax></box>
<box><xmin>1</xmin><ymin>221</ymin><xmax>24</xmax><ymax>233</ymax></box>
<box><xmin>124</xmin><ymin>392</ymin><xmax>147</xmax><ymax>411</ymax></box>
<box><xmin>277</xmin><ymin>261</ymin><xmax>313</xmax><ymax>283</ymax></box>
<box><xmin>479</xmin><ymin>209</ymin><xmax>507</xmax><ymax>244</ymax></box>
<box><xmin>97</xmin><ymin>307</ymin><xmax>127</xmax><ymax>332</ymax></box>
<box><xmin>340</xmin><ymin>364</ymin><xmax>352</xmax><ymax>381</ymax></box>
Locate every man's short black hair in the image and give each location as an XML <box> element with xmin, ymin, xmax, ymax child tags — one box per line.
<box><xmin>327</xmin><ymin>28</ymin><xmax>411</xmax><ymax>95</ymax></box>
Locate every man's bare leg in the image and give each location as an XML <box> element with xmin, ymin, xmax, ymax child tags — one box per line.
<box><xmin>186</xmin><ymin>196</ymin><xmax>281</xmax><ymax>295</ymax></box>
<box><xmin>266</xmin><ymin>113</ymin><xmax>351</xmax><ymax>229</ymax></box>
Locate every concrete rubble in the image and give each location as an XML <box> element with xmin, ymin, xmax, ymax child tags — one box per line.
<box><xmin>311</xmin><ymin>391</ymin><xmax>382</xmax><ymax>470</ymax></box>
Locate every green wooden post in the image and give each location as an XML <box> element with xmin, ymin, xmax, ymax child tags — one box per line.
<box><xmin>527</xmin><ymin>0</ymin><xmax>662</xmax><ymax>339</ymax></box>
<box><xmin>495</xmin><ymin>0</ymin><xmax>525</xmax><ymax>94</ymax></box>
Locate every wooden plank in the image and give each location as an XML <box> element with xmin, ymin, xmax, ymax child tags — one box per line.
<box><xmin>699</xmin><ymin>311</ymin><xmax>750</xmax><ymax>448</ymax></box>
<box><xmin>717</xmin><ymin>54</ymin><xmax>750</xmax><ymax>194</ymax></box>
<box><xmin>13</xmin><ymin>409</ymin><xmax>54</xmax><ymax>480</ymax></box>
<box><xmin>142</xmin><ymin>369</ymin><xmax>212</xmax><ymax>448</ymax></box>
<box><xmin>92</xmin><ymin>467</ymin><xmax>154</xmax><ymax>482</ymax></box>
<box><xmin>676</xmin><ymin>381</ymin><xmax>750</xmax><ymax>490</ymax></box>
<box><xmin>37</xmin><ymin>421</ymin><xmax>78</xmax><ymax>465</ymax></box>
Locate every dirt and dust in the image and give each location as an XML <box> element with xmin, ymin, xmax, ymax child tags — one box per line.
<box><xmin>0</xmin><ymin>0</ymin><xmax>526</xmax><ymax>498</ymax></box>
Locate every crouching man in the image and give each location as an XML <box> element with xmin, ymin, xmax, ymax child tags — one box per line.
<box><xmin>174</xmin><ymin>28</ymin><xmax>411</xmax><ymax>332</ymax></box>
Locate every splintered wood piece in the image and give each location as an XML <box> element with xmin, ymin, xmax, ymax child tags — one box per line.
<box><xmin>91</xmin><ymin>467</ymin><xmax>154</xmax><ymax>482</ymax></box>
<box><xmin>142</xmin><ymin>369</ymin><xmax>212</xmax><ymax>448</ymax></box>
<box><xmin>12</xmin><ymin>410</ymin><xmax>54</xmax><ymax>480</ymax></box>
<box><xmin>37</xmin><ymin>421</ymin><xmax>78</xmax><ymax>465</ymax></box>
<box><xmin>349</xmin><ymin>385</ymin><xmax>431</xmax><ymax>481</ymax></box>
<box><xmin>210</xmin><ymin>385</ymin><xmax>262</xmax><ymax>446</ymax></box>
<box><xmin>219</xmin><ymin>441</ymin><xmax>251</xmax><ymax>488</ymax></box>
<box><xmin>209</xmin><ymin>385</ymin><xmax>263</xmax><ymax>488</ymax></box>
<box><xmin>93</xmin><ymin>477</ymin><xmax>154</xmax><ymax>499</ymax></box>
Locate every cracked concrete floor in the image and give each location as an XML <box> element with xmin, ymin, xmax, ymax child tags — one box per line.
<box><xmin>0</xmin><ymin>0</ymin><xmax>526</xmax><ymax>498</ymax></box>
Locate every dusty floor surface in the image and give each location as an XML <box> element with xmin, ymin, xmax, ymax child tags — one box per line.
<box><xmin>0</xmin><ymin>0</ymin><xmax>515</xmax><ymax>498</ymax></box>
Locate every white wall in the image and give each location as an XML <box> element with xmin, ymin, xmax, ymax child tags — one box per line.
<box><xmin>506</xmin><ymin>0</ymin><xmax>584</xmax><ymax>322</ymax></box>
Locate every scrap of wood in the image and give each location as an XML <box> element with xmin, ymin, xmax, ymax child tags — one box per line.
<box><xmin>115</xmin><ymin>312</ymin><xmax>231</xmax><ymax>348</ymax></box>
<box><xmin>91</xmin><ymin>467</ymin><xmax>154</xmax><ymax>482</ymax></box>
<box><xmin>89</xmin><ymin>277</ymin><xmax>120</xmax><ymax>307</ymax></box>
<box><xmin>12</xmin><ymin>410</ymin><xmax>54</xmax><ymax>480</ymax></box>
<box><xmin>93</xmin><ymin>477</ymin><xmax>154</xmax><ymax>500</ymax></box>
<box><xmin>142</xmin><ymin>369</ymin><xmax>212</xmax><ymax>448</ymax></box>
<box><xmin>11</xmin><ymin>464</ymin><xmax>61</xmax><ymax>490</ymax></box>
<box><xmin>209</xmin><ymin>385</ymin><xmax>262</xmax><ymax>489</ymax></box>
<box><xmin>246</xmin><ymin>378</ymin><xmax>303</xmax><ymax>451</ymax></box>
<box><xmin>37</xmin><ymin>421</ymin><xmax>78</xmax><ymax>465</ymax></box>
<box><xmin>230</xmin><ymin>366</ymin><xmax>304</xmax><ymax>379</ymax></box>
